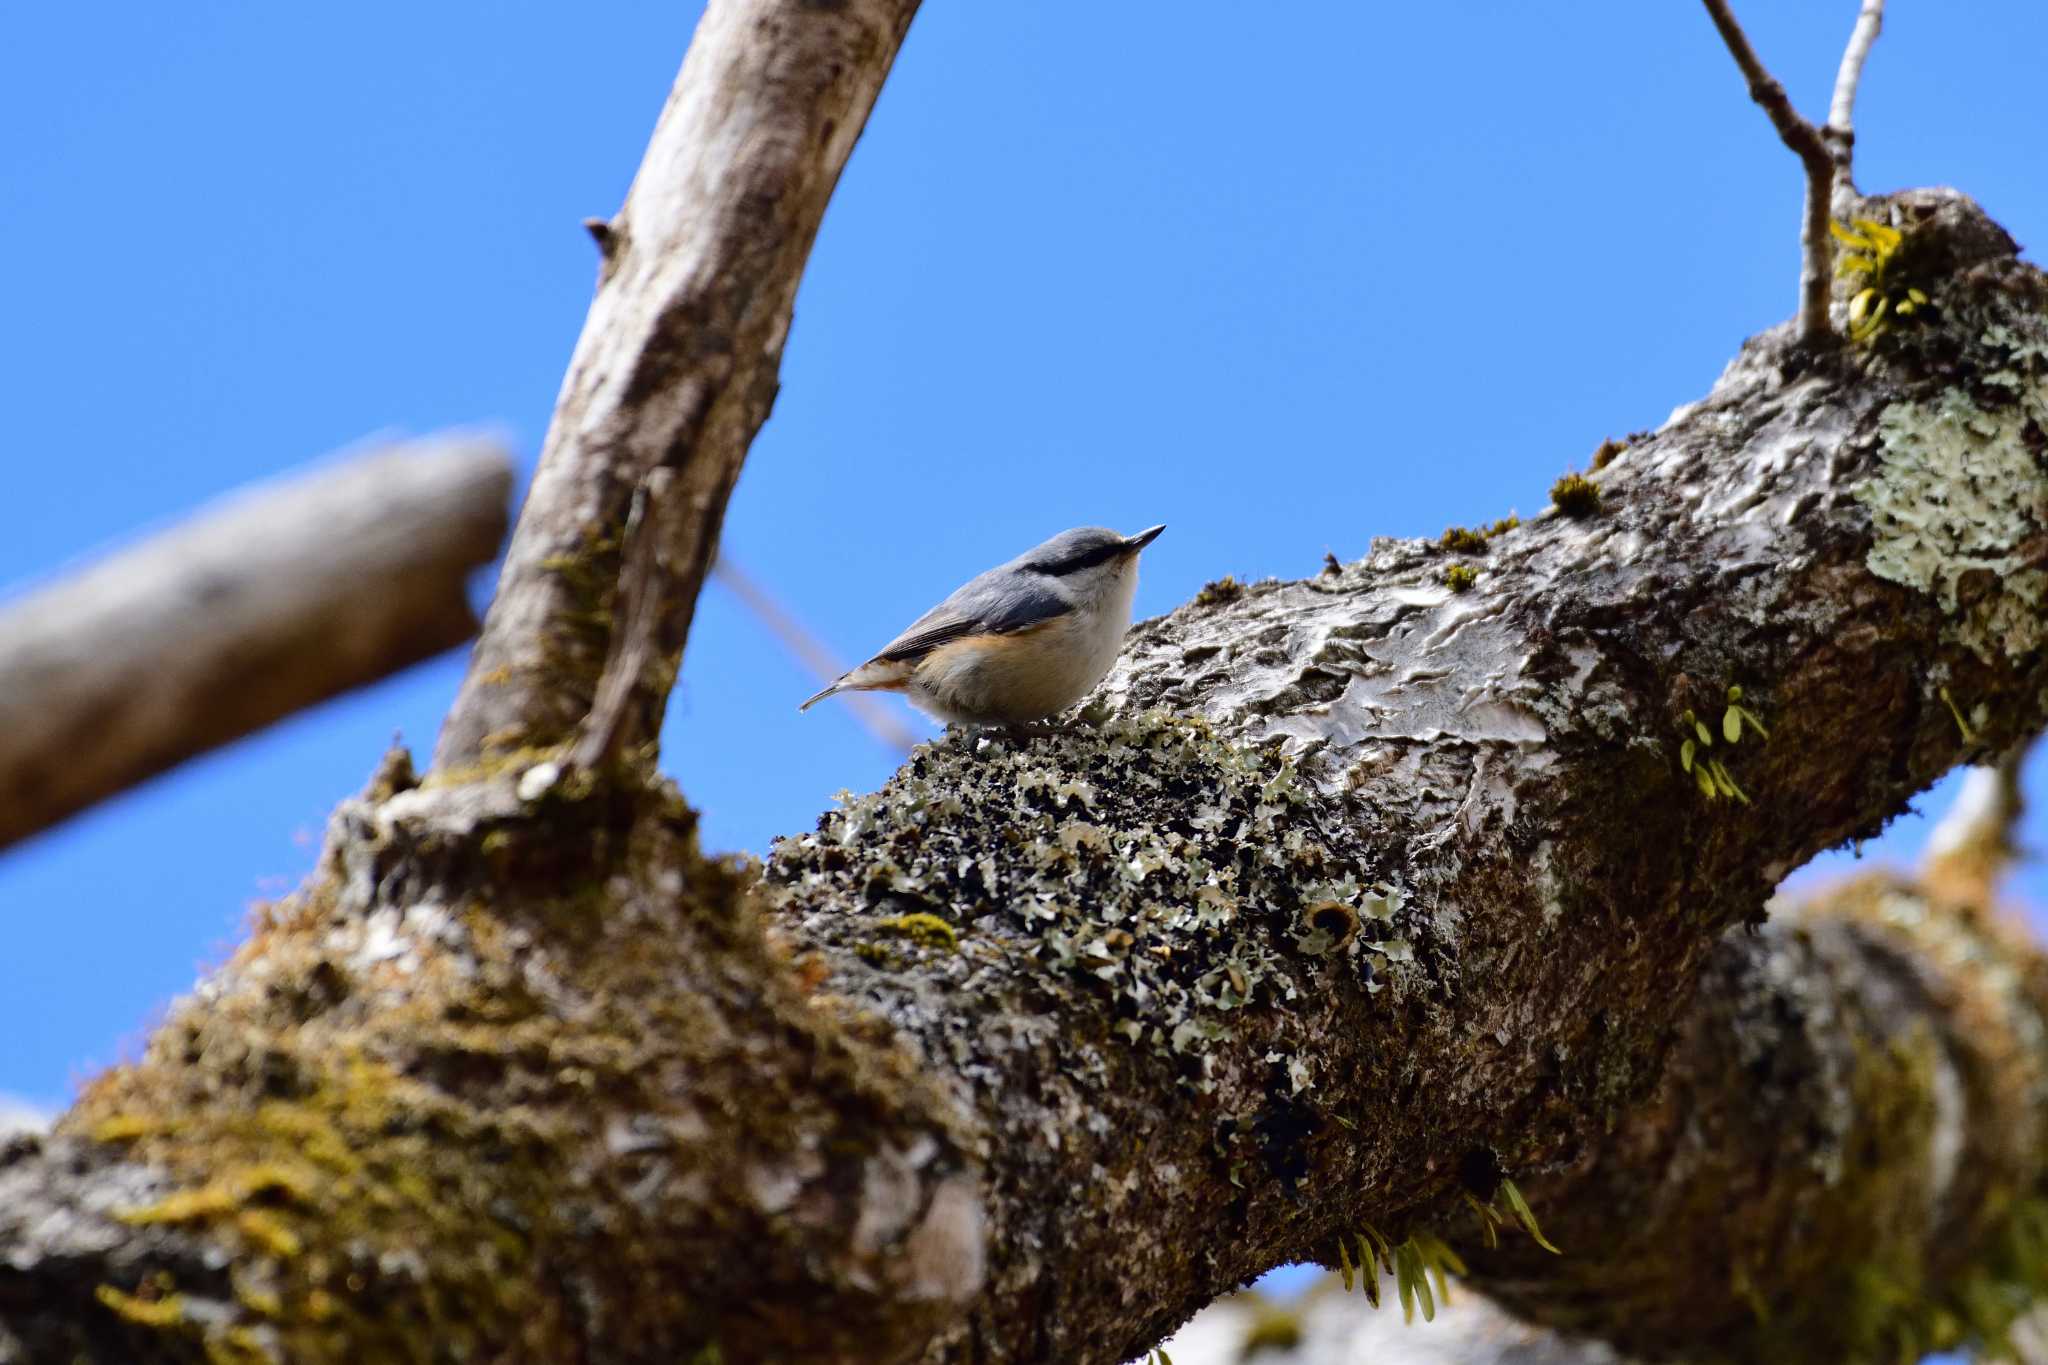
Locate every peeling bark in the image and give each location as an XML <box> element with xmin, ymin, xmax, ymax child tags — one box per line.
<box><xmin>3</xmin><ymin>186</ymin><xmax>2047</xmax><ymax>1364</ymax></box>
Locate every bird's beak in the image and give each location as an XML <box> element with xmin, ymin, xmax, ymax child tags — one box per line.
<box><xmin>1124</xmin><ymin>524</ymin><xmax>1166</xmax><ymax>553</ymax></box>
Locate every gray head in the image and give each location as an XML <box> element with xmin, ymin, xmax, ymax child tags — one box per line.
<box><xmin>1011</xmin><ymin>527</ymin><xmax>1171</xmax><ymax>605</ymax></box>
<box><xmin>1011</xmin><ymin>527</ymin><xmax>1163</xmax><ymax>581</ymax></box>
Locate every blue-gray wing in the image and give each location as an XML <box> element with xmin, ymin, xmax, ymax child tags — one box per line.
<box><xmin>874</xmin><ymin>569</ymin><xmax>1072</xmax><ymax>663</ymax></box>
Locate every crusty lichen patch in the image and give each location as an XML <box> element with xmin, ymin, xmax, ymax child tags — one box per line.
<box><xmin>1855</xmin><ymin>325</ymin><xmax>2048</xmax><ymax>662</ymax></box>
<box><xmin>765</xmin><ymin>712</ymin><xmax>1432</xmax><ymax>1103</ymax></box>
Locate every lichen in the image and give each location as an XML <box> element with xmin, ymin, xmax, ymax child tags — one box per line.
<box><xmin>765</xmin><ymin>711</ymin><xmax>1428</xmax><ymax>1092</ymax></box>
<box><xmin>1854</xmin><ymin>330</ymin><xmax>2048</xmax><ymax>662</ymax></box>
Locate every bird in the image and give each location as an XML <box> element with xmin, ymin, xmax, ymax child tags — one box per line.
<box><xmin>799</xmin><ymin>524</ymin><xmax>1166</xmax><ymax>728</ymax></box>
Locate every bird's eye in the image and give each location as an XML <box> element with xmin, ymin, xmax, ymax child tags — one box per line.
<box><xmin>1035</xmin><ymin>544</ymin><xmax>1123</xmax><ymax>577</ymax></box>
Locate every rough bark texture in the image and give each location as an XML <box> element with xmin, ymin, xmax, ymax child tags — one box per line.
<box><xmin>1152</xmin><ymin>798</ymin><xmax>2048</xmax><ymax>1365</ymax></box>
<box><xmin>432</xmin><ymin>0</ymin><xmax>922</xmax><ymax>774</ymax></box>
<box><xmin>0</xmin><ymin>437</ymin><xmax>511</xmax><ymax>852</ymax></box>
<box><xmin>4</xmin><ymin>187</ymin><xmax>2047</xmax><ymax>1365</ymax></box>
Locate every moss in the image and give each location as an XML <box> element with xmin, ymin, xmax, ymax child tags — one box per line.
<box><xmin>75</xmin><ymin>1017</ymin><xmax>570</xmax><ymax>1362</ymax></box>
<box><xmin>1239</xmin><ymin>1303</ymin><xmax>1304</xmax><ymax>1356</ymax></box>
<box><xmin>1443</xmin><ymin>564</ymin><xmax>1478</xmax><ymax>594</ymax></box>
<box><xmin>90</xmin><ymin>1113</ymin><xmax>162</xmax><ymax>1143</ymax></box>
<box><xmin>1590</xmin><ymin>437</ymin><xmax>1627</xmax><ymax>470</ymax></box>
<box><xmin>236</xmin><ymin>1210</ymin><xmax>303</xmax><ymax>1259</ymax></box>
<box><xmin>1440</xmin><ymin>515</ymin><xmax>1520</xmax><ymax>554</ymax></box>
<box><xmin>1549</xmin><ymin>472</ymin><xmax>1602</xmax><ymax>518</ymax></box>
<box><xmin>1195</xmin><ymin>576</ymin><xmax>1245</xmax><ymax>607</ymax></box>
<box><xmin>875</xmin><ymin>912</ymin><xmax>959</xmax><ymax>953</ymax></box>
<box><xmin>95</xmin><ymin>1283</ymin><xmax>188</xmax><ymax>1330</ymax></box>
<box><xmin>418</xmin><ymin>742</ymin><xmax>563</xmax><ymax>792</ymax></box>
<box><xmin>118</xmin><ymin>1184</ymin><xmax>240</xmax><ymax>1226</ymax></box>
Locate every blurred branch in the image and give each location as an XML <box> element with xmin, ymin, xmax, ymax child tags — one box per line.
<box><xmin>1925</xmin><ymin>740</ymin><xmax>2033</xmax><ymax>904</ymax></box>
<box><xmin>712</xmin><ymin>555</ymin><xmax>922</xmax><ymax>757</ymax></box>
<box><xmin>0</xmin><ymin>436</ymin><xmax>511</xmax><ymax>853</ymax></box>
<box><xmin>1698</xmin><ymin>0</ymin><xmax>1840</xmax><ymax>344</ymax></box>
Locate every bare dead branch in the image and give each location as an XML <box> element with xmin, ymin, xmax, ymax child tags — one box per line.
<box><xmin>0</xmin><ymin>436</ymin><xmax>511</xmax><ymax>853</ymax></box>
<box><xmin>1825</xmin><ymin>0</ymin><xmax>1886</xmax><ymax>202</ymax></box>
<box><xmin>433</xmin><ymin>0</ymin><xmax>923</xmax><ymax>776</ymax></box>
<box><xmin>712</xmin><ymin>555</ymin><xmax>923</xmax><ymax>757</ymax></box>
<box><xmin>1699</xmin><ymin>0</ymin><xmax>1838</xmax><ymax>344</ymax></box>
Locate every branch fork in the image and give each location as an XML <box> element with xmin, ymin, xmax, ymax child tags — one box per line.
<box><xmin>1700</xmin><ymin>0</ymin><xmax>1887</xmax><ymax>343</ymax></box>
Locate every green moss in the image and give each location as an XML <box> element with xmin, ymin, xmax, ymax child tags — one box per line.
<box><xmin>95</xmin><ymin>1282</ymin><xmax>188</xmax><ymax>1329</ymax></box>
<box><xmin>1239</xmin><ymin>1304</ymin><xmax>1304</xmax><ymax>1356</ymax></box>
<box><xmin>76</xmin><ymin>1003</ymin><xmax>570</xmax><ymax>1361</ymax></box>
<box><xmin>1195</xmin><ymin>576</ymin><xmax>1245</xmax><ymax>607</ymax></box>
<box><xmin>1590</xmin><ymin>437</ymin><xmax>1627</xmax><ymax>469</ymax></box>
<box><xmin>1443</xmin><ymin>564</ymin><xmax>1478</xmax><ymax>594</ymax></box>
<box><xmin>418</xmin><ymin>743</ymin><xmax>563</xmax><ymax>792</ymax></box>
<box><xmin>1440</xmin><ymin>515</ymin><xmax>1521</xmax><ymax>554</ymax></box>
<box><xmin>875</xmin><ymin>912</ymin><xmax>959</xmax><ymax>952</ymax></box>
<box><xmin>1549</xmin><ymin>472</ymin><xmax>1602</xmax><ymax>518</ymax></box>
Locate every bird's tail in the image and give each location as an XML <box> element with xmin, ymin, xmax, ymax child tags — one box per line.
<box><xmin>798</xmin><ymin>658</ymin><xmax>908</xmax><ymax>712</ymax></box>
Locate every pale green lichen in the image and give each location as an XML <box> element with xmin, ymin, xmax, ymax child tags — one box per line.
<box><xmin>767</xmin><ymin>712</ymin><xmax>1427</xmax><ymax>1087</ymax></box>
<box><xmin>1854</xmin><ymin>332</ymin><xmax>2048</xmax><ymax>662</ymax></box>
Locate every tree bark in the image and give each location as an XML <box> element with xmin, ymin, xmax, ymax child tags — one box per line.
<box><xmin>3</xmin><ymin>179</ymin><xmax>2046</xmax><ymax>1363</ymax></box>
<box><xmin>0</xmin><ymin>436</ymin><xmax>510</xmax><ymax>853</ymax></box>
<box><xmin>432</xmin><ymin>0</ymin><xmax>922</xmax><ymax>775</ymax></box>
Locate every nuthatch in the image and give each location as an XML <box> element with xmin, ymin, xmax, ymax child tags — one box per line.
<box><xmin>800</xmin><ymin>525</ymin><xmax>1166</xmax><ymax>727</ymax></box>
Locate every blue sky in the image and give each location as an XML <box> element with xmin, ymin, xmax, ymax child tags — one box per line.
<box><xmin>4</xmin><ymin>0</ymin><xmax>2045</xmax><ymax>1203</ymax></box>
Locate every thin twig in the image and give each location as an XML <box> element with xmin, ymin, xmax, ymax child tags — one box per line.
<box><xmin>1825</xmin><ymin>0</ymin><xmax>1886</xmax><ymax>193</ymax></box>
<box><xmin>1698</xmin><ymin>0</ymin><xmax>1837</xmax><ymax>345</ymax></box>
<box><xmin>712</xmin><ymin>556</ymin><xmax>923</xmax><ymax>757</ymax></box>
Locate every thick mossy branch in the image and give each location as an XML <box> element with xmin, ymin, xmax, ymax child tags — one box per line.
<box><xmin>3</xmin><ymin>191</ymin><xmax>2047</xmax><ymax>1365</ymax></box>
<box><xmin>1476</xmin><ymin>875</ymin><xmax>2048</xmax><ymax>1362</ymax></box>
<box><xmin>3</xmin><ymin>770</ymin><xmax>979</xmax><ymax>1365</ymax></box>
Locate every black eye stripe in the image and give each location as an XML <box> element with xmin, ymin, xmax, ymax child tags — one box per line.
<box><xmin>1032</xmin><ymin>543</ymin><xmax>1125</xmax><ymax>577</ymax></box>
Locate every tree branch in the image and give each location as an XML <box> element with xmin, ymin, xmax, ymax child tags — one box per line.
<box><xmin>1825</xmin><ymin>0</ymin><xmax>1886</xmax><ymax>204</ymax></box>
<box><xmin>1924</xmin><ymin>741</ymin><xmax>2030</xmax><ymax>905</ymax></box>
<box><xmin>1699</xmin><ymin>0</ymin><xmax>1839</xmax><ymax>345</ymax></box>
<box><xmin>0</xmin><ymin>436</ymin><xmax>511</xmax><ymax>853</ymax></box>
<box><xmin>432</xmin><ymin>0</ymin><xmax>922</xmax><ymax>776</ymax></box>
<box><xmin>3</xmin><ymin>189</ymin><xmax>2043</xmax><ymax>1363</ymax></box>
